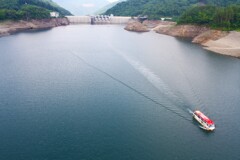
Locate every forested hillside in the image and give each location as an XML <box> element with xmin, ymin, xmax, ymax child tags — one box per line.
<box><xmin>105</xmin><ymin>0</ymin><xmax>240</xmax><ymax>20</ymax></box>
<box><xmin>178</xmin><ymin>5</ymin><xmax>240</xmax><ymax>30</ymax></box>
<box><xmin>0</xmin><ymin>0</ymin><xmax>72</xmax><ymax>20</ymax></box>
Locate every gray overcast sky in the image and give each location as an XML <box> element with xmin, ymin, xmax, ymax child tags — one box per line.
<box><xmin>54</xmin><ymin>0</ymin><xmax>119</xmax><ymax>15</ymax></box>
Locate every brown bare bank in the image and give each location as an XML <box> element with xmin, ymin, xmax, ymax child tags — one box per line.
<box><xmin>124</xmin><ymin>20</ymin><xmax>149</xmax><ymax>32</ymax></box>
<box><xmin>0</xmin><ymin>18</ymin><xmax>69</xmax><ymax>37</ymax></box>
<box><xmin>153</xmin><ymin>23</ymin><xmax>240</xmax><ymax>58</ymax></box>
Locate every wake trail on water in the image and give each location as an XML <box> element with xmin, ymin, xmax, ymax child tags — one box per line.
<box><xmin>187</xmin><ymin>108</ymin><xmax>194</xmax><ymax>115</ymax></box>
<box><xmin>70</xmin><ymin>51</ymin><xmax>192</xmax><ymax>122</ymax></box>
<box><xmin>168</xmin><ymin>52</ymin><xmax>208</xmax><ymax>114</ymax></box>
<box><xmin>123</xmin><ymin>55</ymin><xmax>189</xmax><ymax>110</ymax></box>
<box><xmin>108</xmin><ymin>46</ymin><xmax>192</xmax><ymax>115</ymax></box>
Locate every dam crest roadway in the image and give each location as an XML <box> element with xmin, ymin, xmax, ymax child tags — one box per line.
<box><xmin>66</xmin><ymin>15</ymin><xmax>132</xmax><ymax>25</ymax></box>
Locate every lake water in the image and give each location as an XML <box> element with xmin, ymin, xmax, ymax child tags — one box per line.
<box><xmin>0</xmin><ymin>25</ymin><xmax>240</xmax><ymax>160</ymax></box>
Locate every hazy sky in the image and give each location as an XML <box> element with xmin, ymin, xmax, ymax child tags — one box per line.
<box><xmin>54</xmin><ymin>0</ymin><xmax>119</xmax><ymax>15</ymax></box>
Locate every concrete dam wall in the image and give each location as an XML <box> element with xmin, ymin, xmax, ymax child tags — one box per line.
<box><xmin>66</xmin><ymin>16</ymin><xmax>91</xmax><ymax>24</ymax></box>
<box><xmin>66</xmin><ymin>16</ymin><xmax>131</xmax><ymax>24</ymax></box>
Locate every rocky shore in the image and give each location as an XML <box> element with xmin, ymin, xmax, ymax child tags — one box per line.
<box><xmin>124</xmin><ymin>20</ymin><xmax>177</xmax><ymax>33</ymax></box>
<box><xmin>202</xmin><ymin>31</ymin><xmax>240</xmax><ymax>58</ymax></box>
<box><xmin>153</xmin><ymin>23</ymin><xmax>240</xmax><ymax>58</ymax></box>
<box><xmin>124</xmin><ymin>20</ymin><xmax>149</xmax><ymax>32</ymax></box>
<box><xmin>125</xmin><ymin>20</ymin><xmax>240</xmax><ymax>58</ymax></box>
<box><xmin>154</xmin><ymin>24</ymin><xmax>209</xmax><ymax>38</ymax></box>
<box><xmin>0</xmin><ymin>18</ymin><xmax>69</xmax><ymax>37</ymax></box>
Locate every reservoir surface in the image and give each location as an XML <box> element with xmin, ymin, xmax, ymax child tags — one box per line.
<box><xmin>0</xmin><ymin>25</ymin><xmax>240</xmax><ymax>160</ymax></box>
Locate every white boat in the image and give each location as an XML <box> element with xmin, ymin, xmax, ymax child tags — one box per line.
<box><xmin>193</xmin><ymin>110</ymin><xmax>215</xmax><ymax>131</ymax></box>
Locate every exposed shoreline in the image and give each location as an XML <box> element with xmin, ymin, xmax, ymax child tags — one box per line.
<box><xmin>0</xmin><ymin>18</ymin><xmax>69</xmax><ymax>37</ymax></box>
<box><xmin>202</xmin><ymin>31</ymin><xmax>240</xmax><ymax>58</ymax></box>
<box><xmin>153</xmin><ymin>22</ymin><xmax>240</xmax><ymax>58</ymax></box>
<box><xmin>125</xmin><ymin>20</ymin><xmax>240</xmax><ymax>58</ymax></box>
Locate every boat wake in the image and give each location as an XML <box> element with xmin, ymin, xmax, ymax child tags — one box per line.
<box><xmin>122</xmin><ymin>55</ymin><xmax>187</xmax><ymax>107</ymax></box>
<box><xmin>168</xmin><ymin>52</ymin><xmax>208</xmax><ymax>114</ymax></box>
<box><xmin>187</xmin><ymin>108</ymin><xmax>194</xmax><ymax>115</ymax></box>
<box><xmin>109</xmin><ymin>46</ymin><xmax>193</xmax><ymax>119</ymax></box>
<box><xmin>70</xmin><ymin>51</ymin><xmax>192</xmax><ymax>122</ymax></box>
<box><xmin>110</xmin><ymin>47</ymin><xmax>192</xmax><ymax>114</ymax></box>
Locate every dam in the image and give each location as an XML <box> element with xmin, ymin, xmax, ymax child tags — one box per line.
<box><xmin>66</xmin><ymin>16</ymin><xmax>132</xmax><ymax>24</ymax></box>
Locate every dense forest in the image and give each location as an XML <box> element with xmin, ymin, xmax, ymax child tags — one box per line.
<box><xmin>0</xmin><ymin>0</ymin><xmax>72</xmax><ymax>20</ymax></box>
<box><xmin>105</xmin><ymin>0</ymin><xmax>240</xmax><ymax>19</ymax></box>
<box><xmin>105</xmin><ymin>0</ymin><xmax>199</xmax><ymax>19</ymax></box>
<box><xmin>178</xmin><ymin>5</ymin><xmax>240</xmax><ymax>30</ymax></box>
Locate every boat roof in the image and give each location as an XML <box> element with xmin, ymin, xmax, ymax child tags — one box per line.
<box><xmin>194</xmin><ymin>110</ymin><xmax>214</xmax><ymax>125</ymax></box>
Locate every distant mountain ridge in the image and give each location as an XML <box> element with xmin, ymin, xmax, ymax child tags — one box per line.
<box><xmin>105</xmin><ymin>0</ymin><xmax>240</xmax><ymax>19</ymax></box>
<box><xmin>95</xmin><ymin>0</ymin><xmax>125</xmax><ymax>15</ymax></box>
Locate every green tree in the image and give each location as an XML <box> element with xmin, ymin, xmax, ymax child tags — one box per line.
<box><xmin>21</xmin><ymin>5</ymin><xmax>50</xmax><ymax>20</ymax></box>
<box><xmin>178</xmin><ymin>4</ymin><xmax>240</xmax><ymax>30</ymax></box>
<box><xmin>0</xmin><ymin>10</ymin><xmax>6</xmax><ymax>20</ymax></box>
